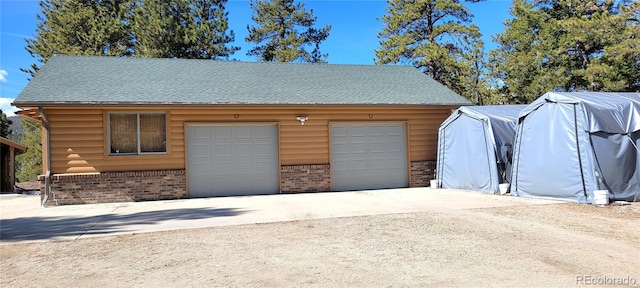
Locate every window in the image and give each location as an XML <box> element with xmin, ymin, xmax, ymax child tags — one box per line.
<box><xmin>109</xmin><ymin>112</ymin><xmax>166</xmax><ymax>155</ymax></box>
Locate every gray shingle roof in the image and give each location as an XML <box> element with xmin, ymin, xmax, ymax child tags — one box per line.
<box><xmin>14</xmin><ymin>55</ymin><xmax>470</xmax><ymax>106</ymax></box>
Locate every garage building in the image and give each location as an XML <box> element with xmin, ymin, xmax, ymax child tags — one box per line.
<box><xmin>13</xmin><ymin>55</ymin><xmax>470</xmax><ymax>205</ymax></box>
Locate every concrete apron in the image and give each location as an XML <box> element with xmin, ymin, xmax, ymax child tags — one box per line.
<box><xmin>0</xmin><ymin>188</ymin><xmax>560</xmax><ymax>243</ymax></box>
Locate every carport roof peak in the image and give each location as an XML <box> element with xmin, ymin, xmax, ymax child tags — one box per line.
<box><xmin>521</xmin><ymin>92</ymin><xmax>640</xmax><ymax>134</ymax></box>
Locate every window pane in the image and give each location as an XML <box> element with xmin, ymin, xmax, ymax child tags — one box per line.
<box><xmin>110</xmin><ymin>114</ymin><xmax>137</xmax><ymax>154</ymax></box>
<box><xmin>140</xmin><ymin>113</ymin><xmax>166</xmax><ymax>153</ymax></box>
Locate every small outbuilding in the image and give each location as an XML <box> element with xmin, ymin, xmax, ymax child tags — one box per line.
<box><xmin>511</xmin><ymin>92</ymin><xmax>640</xmax><ymax>203</ymax></box>
<box><xmin>12</xmin><ymin>55</ymin><xmax>471</xmax><ymax>205</ymax></box>
<box><xmin>436</xmin><ymin>105</ymin><xmax>526</xmax><ymax>194</ymax></box>
<box><xmin>1</xmin><ymin>137</ymin><xmax>26</xmax><ymax>193</ymax></box>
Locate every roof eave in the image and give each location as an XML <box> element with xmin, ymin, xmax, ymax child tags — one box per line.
<box><xmin>0</xmin><ymin>137</ymin><xmax>27</xmax><ymax>152</ymax></box>
<box><xmin>13</xmin><ymin>101</ymin><xmax>470</xmax><ymax>107</ymax></box>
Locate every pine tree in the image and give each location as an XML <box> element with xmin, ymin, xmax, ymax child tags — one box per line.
<box><xmin>0</xmin><ymin>110</ymin><xmax>13</xmax><ymax>138</ymax></box>
<box><xmin>132</xmin><ymin>0</ymin><xmax>239</xmax><ymax>59</ymax></box>
<box><xmin>25</xmin><ymin>0</ymin><xmax>240</xmax><ymax>74</ymax></box>
<box><xmin>16</xmin><ymin>118</ymin><xmax>43</xmax><ymax>182</ymax></box>
<box><xmin>375</xmin><ymin>0</ymin><xmax>484</xmax><ymax>99</ymax></box>
<box><xmin>246</xmin><ymin>0</ymin><xmax>331</xmax><ymax>63</ymax></box>
<box><xmin>459</xmin><ymin>40</ymin><xmax>498</xmax><ymax>105</ymax></box>
<box><xmin>187</xmin><ymin>0</ymin><xmax>240</xmax><ymax>59</ymax></box>
<box><xmin>24</xmin><ymin>0</ymin><xmax>132</xmax><ymax>76</ymax></box>
<box><xmin>490</xmin><ymin>0</ymin><xmax>640</xmax><ymax>103</ymax></box>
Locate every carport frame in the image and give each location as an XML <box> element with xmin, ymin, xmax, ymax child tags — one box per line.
<box><xmin>436</xmin><ymin>112</ymin><xmax>496</xmax><ymax>191</ymax></box>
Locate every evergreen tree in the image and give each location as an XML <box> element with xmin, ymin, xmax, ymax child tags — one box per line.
<box><xmin>0</xmin><ymin>110</ymin><xmax>12</xmax><ymax>138</ymax></box>
<box><xmin>132</xmin><ymin>0</ymin><xmax>239</xmax><ymax>59</ymax></box>
<box><xmin>490</xmin><ymin>0</ymin><xmax>640</xmax><ymax>103</ymax></box>
<box><xmin>24</xmin><ymin>0</ymin><xmax>132</xmax><ymax>76</ymax></box>
<box><xmin>375</xmin><ymin>0</ymin><xmax>485</xmax><ymax>99</ymax></box>
<box><xmin>25</xmin><ymin>0</ymin><xmax>239</xmax><ymax>74</ymax></box>
<box><xmin>16</xmin><ymin>118</ymin><xmax>43</xmax><ymax>182</ymax></box>
<box><xmin>246</xmin><ymin>0</ymin><xmax>331</xmax><ymax>63</ymax></box>
<box><xmin>6</xmin><ymin>116</ymin><xmax>23</xmax><ymax>142</ymax></box>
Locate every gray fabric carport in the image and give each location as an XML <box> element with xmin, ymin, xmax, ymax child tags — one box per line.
<box><xmin>511</xmin><ymin>92</ymin><xmax>640</xmax><ymax>203</ymax></box>
<box><xmin>436</xmin><ymin>105</ymin><xmax>526</xmax><ymax>194</ymax></box>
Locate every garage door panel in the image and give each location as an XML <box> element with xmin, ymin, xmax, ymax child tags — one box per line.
<box><xmin>370</xmin><ymin>142</ymin><xmax>385</xmax><ymax>153</ymax></box>
<box><xmin>388</xmin><ymin>125</ymin><xmax>404</xmax><ymax>134</ymax></box>
<box><xmin>193</xmin><ymin>144</ymin><xmax>211</xmax><ymax>157</ymax></box>
<box><xmin>370</xmin><ymin>137</ymin><xmax>385</xmax><ymax>144</ymax></box>
<box><xmin>352</xmin><ymin>153</ymin><xmax>370</xmax><ymax>161</ymax></box>
<box><xmin>252</xmin><ymin>161</ymin><xmax>275</xmax><ymax>171</ymax></box>
<box><xmin>254</xmin><ymin>128</ymin><xmax>274</xmax><ymax>138</ymax></box>
<box><xmin>333</xmin><ymin>126</ymin><xmax>348</xmax><ymax>137</ymax></box>
<box><xmin>332</xmin><ymin>143</ymin><xmax>348</xmax><ymax>154</ymax></box>
<box><xmin>187</xmin><ymin>125</ymin><xmax>279</xmax><ymax>198</ymax></box>
<box><xmin>352</xmin><ymin>143</ymin><xmax>367</xmax><ymax>153</ymax></box>
<box><xmin>388</xmin><ymin>142</ymin><xmax>403</xmax><ymax>153</ymax></box>
<box><xmin>234</xmin><ymin>126</ymin><xmax>252</xmax><ymax>138</ymax></box>
<box><xmin>333</xmin><ymin>159</ymin><xmax>349</xmax><ymax>171</ymax></box>
<box><xmin>193</xmin><ymin>163</ymin><xmax>212</xmax><ymax>176</ymax></box>
<box><xmin>368</xmin><ymin>127</ymin><xmax>384</xmax><ymax>136</ymax></box>
<box><xmin>331</xmin><ymin>123</ymin><xmax>408</xmax><ymax>191</ymax></box>
<box><xmin>352</xmin><ymin>159</ymin><xmax>368</xmax><ymax>171</ymax></box>
<box><xmin>250</xmin><ymin>178</ymin><xmax>278</xmax><ymax>194</ymax></box>
<box><xmin>389</xmin><ymin>158</ymin><xmax>405</xmax><ymax>169</ymax></box>
<box><xmin>214</xmin><ymin>180</ymin><xmax>234</xmax><ymax>193</ymax></box>
<box><xmin>233</xmin><ymin>180</ymin><xmax>253</xmax><ymax>192</ymax></box>
<box><xmin>369</xmin><ymin>159</ymin><xmax>386</xmax><ymax>170</ymax></box>
<box><xmin>255</xmin><ymin>143</ymin><xmax>274</xmax><ymax>155</ymax></box>
<box><xmin>214</xmin><ymin>144</ymin><xmax>232</xmax><ymax>156</ymax></box>
<box><xmin>235</xmin><ymin>143</ymin><xmax>253</xmax><ymax>156</ymax></box>
<box><xmin>192</xmin><ymin>127</ymin><xmax>211</xmax><ymax>138</ymax></box>
<box><xmin>214</xmin><ymin>126</ymin><xmax>232</xmax><ymax>139</ymax></box>
<box><xmin>189</xmin><ymin>178</ymin><xmax>212</xmax><ymax>193</ymax></box>
<box><xmin>213</xmin><ymin>163</ymin><xmax>232</xmax><ymax>176</ymax></box>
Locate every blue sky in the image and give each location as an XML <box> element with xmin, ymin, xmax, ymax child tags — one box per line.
<box><xmin>0</xmin><ymin>0</ymin><xmax>512</xmax><ymax>116</ymax></box>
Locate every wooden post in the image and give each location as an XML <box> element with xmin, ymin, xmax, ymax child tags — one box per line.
<box><xmin>9</xmin><ymin>146</ymin><xmax>15</xmax><ymax>190</ymax></box>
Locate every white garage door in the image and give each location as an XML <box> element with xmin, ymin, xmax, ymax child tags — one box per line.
<box><xmin>331</xmin><ymin>123</ymin><xmax>408</xmax><ymax>191</ymax></box>
<box><xmin>187</xmin><ymin>124</ymin><xmax>279</xmax><ymax>197</ymax></box>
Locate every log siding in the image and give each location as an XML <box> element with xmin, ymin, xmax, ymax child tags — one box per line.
<box><xmin>44</xmin><ymin>106</ymin><xmax>452</xmax><ymax>174</ymax></box>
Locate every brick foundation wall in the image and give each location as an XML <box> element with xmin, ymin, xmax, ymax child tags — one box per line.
<box><xmin>36</xmin><ymin>162</ymin><xmax>434</xmax><ymax>205</ymax></box>
<box><xmin>39</xmin><ymin>170</ymin><xmax>187</xmax><ymax>206</ymax></box>
<box><xmin>281</xmin><ymin>164</ymin><xmax>331</xmax><ymax>193</ymax></box>
<box><xmin>411</xmin><ymin>160</ymin><xmax>437</xmax><ymax>187</ymax></box>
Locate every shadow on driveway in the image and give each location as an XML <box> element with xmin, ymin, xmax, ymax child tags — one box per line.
<box><xmin>0</xmin><ymin>207</ymin><xmax>247</xmax><ymax>242</ymax></box>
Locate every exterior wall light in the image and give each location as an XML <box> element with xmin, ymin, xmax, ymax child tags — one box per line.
<box><xmin>296</xmin><ymin>116</ymin><xmax>308</xmax><ymax>125</ymax></box>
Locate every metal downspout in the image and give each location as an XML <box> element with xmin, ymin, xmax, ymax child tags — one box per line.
<box><xmin>39</xmin><ymin>107</ymin><xmax>51</xmax><ymax>207</ymax></box>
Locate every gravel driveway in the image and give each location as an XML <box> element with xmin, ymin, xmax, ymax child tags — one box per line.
<box><xmin>2</xmin><ymin>199</ymin><xmax>639</xmax><ymax>287</ymax></box>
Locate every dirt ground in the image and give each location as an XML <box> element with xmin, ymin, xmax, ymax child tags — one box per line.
<box><xmin>1</xmin><ymin>202</ymin><xmax>639</xmax><ymax>287</ymax></box>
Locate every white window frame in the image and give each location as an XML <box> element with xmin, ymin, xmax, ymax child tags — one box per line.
<box><xmin>108</xmin><ymin>112</ymin><xmax>167</xmax><ymax>156</ymax></box>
